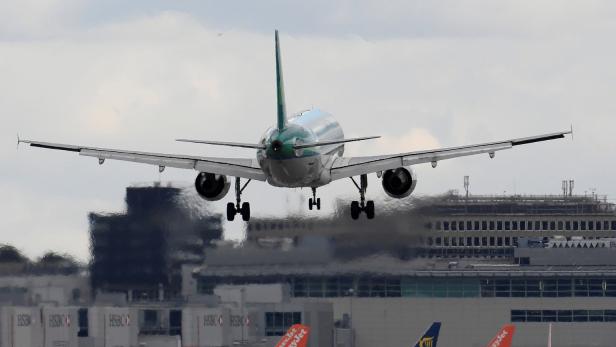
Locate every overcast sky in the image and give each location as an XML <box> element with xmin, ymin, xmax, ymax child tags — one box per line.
<box><xmin>1</xmin><ymin>1</ymin><xmax>615</xmax><ymax>260</ymax></box>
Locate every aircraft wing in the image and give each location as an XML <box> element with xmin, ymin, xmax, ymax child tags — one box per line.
<box><xmin>330</xmin><ymin>130</ymin><xmax>571</xmax><ymax>181</ymax></box>
<box><xmin>19</xmin><ymin>139</ymin><xmax>266</xmax><ymax>181</ymax></box>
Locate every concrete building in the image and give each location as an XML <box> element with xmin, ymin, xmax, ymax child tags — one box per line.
<box><xmin>188</xmin><ymin>192</ymin><xmax>616</xmax><ymax>347</ymax></box>
<box><xmin>89</xmin><ymin>185</ymin><xmax>222</xmax><ymax>300</ymax></box>
<box><xmin>0</xmin><ymin>283</ymin><xmax>332</xmax><ymax>347</ymax></box>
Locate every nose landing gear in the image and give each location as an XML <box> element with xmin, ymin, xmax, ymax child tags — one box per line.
<box><xmin>350</xmin><ymin>174</ymin><xmax>375</xmax><ymax>220</ymax></box>
<box><xmin>308</xmin><ymin>187</ymin><xmax>321</xmax><ymax>210</ymax></box>
<box><xmin>227</xmin><ymin>178</ymin><xmax>251</xmax><ymax>221</ymax></box>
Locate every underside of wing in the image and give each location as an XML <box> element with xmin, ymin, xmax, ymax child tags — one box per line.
<box><xmin>20</xmin><ymin>139</ymin><xmax>266</xmax><ymax>181</ymax></box>
<box><xmin>330</xmin><ymin>130</ymin><xmax>571</xmax><ymax>181</ymax></box>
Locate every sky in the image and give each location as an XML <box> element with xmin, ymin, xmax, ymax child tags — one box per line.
<box><xmin>1</xmin><ymin>1</ymin><xmax>615</xmax><ymax>260</ymax></box>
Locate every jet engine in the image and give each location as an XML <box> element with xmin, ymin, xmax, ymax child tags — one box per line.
<box><xmin>381</xmin><ymin>167</ymin><xmax>417</xmax><ymax>198</ymax></box>
<box><xmin>194</xmin><ymin>172</ymin><xmax>230</xmax><ymax>201</ymax></box>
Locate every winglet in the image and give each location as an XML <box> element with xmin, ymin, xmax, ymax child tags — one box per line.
<box><xmin>16</xmin><ymin>133</ymin><xmax>21</xmax><ymax>149</ymax></box>
<box><xmin>570</xmin><ymin>124</ymin><xmax>574</xmax><ymax>141</ymax></box>
<box><xmin>275</xmin><ymin>30</ymin><xmax>287</xmax><ymax>131</ymax></box>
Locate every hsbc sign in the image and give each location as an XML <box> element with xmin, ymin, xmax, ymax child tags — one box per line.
<box><xmin>17</xmin><ymin>314</ymin><xmax>32</xmax><ymax>327</ymax></box>
<box><xmin>204</xmin><ymin>314</ymin><xmax>224</xmax><ymax>327</ymax></box>
<box><xmin>109</xmin><ymin>314</ymin><xmax>131</xmax><ymax>327</ymax></box>
<box><xmin>48</xmin><ymin>314</ymin><xmax>71</xmax><ymax>328</ymax></box>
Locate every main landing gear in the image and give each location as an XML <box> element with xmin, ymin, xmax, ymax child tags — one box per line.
<box><xmin>308</xmin><ymin>187</ymin><xmax>321</xmax><ymax>210</ymax></box>
<box><xmin>350</xmin><ymin>174</ymin><xmax>375</xmax><ymax>220</ymax></box>
<box><xmin>227</xmin><ymin>178</ymin><xmax>251</xmax><ymax>222</ymax></box>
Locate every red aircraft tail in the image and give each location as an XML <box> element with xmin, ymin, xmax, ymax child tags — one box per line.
<box><xmin>485</xmin><ymin>324</ymin><xmax>516</xmax><ymax>347</ymax></box>
<box><xmin>275</xmin><ymin>324</ymin><xmax>311</xmax><ymax>347</ymax></box>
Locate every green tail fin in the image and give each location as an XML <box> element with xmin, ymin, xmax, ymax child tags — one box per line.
<box><xmin>275</xmin><ymin>30</ymin><xmax>287</xmax><ymax>131</ymax></box>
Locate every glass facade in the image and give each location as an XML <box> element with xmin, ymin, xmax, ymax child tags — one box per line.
<box><xmin>438</xmin><ymin>219</ymin><xmax>616</xmax><ymax>232</ymax></box>
<box><xmin>402</xmin><ymin>278</ymin><xmax>479</xmax><ymax>297</ymax></box>
<box><xmin>265</xmin><ymin>312</ymin><xmax>302</xmax><ymax>336</ymax></box>
<box><xmin>197</xmin><ymin>275</ymin><xmax>616</xmax><ymax>298</ymax></box>
<box><xmin>511</xmin><ymin>310</ymin><xmax>616</xmax><ymax>323</ymax></box>
<box><xmin>481</xmin><ymin>278</ymin><xmax>616</xmax><ymax>298</ymax></box>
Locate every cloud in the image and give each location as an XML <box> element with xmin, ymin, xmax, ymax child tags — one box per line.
<box><xmin>0</xmin><ymin>0</ymin><xmax>83</xmax><ymax>39</ymax></box>
<box><xmin>1</xmin><ymin>4</ymin><xmax>616</xmax><ymax>258</ymax></box>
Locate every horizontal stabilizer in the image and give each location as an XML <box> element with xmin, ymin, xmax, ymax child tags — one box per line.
<box><xmin>176</xmin><ymin>138</ymin><xmax>266</xmax><ymax>149</ymax></box>
<box><xmin>293</xmin><ymin>136</ymin><xmax>380</xmax><ymax>149</ymax></box>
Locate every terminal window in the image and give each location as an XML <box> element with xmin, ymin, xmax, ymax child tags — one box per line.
<box><xmin>265</xmin><ymin>312</ymin><xmax>302</xmax><ymax>336</ymax></box>
<box><xmin>480</xmin><ymin>278</ymin><xmax>616</xmax><ymax>298</ymax></box>
<box><xmin>511</xmin><ymin>310</ymin><xmax>616</xmax><ymax>323</ymax></box>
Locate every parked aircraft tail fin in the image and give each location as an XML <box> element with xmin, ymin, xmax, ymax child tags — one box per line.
<box><xmin>413</xmin><ymin>322</ymin><xmax>441</xmax><ymax>347</ymax></box>
<box><xmin>485</xmin><ymin>324</ymin><xmax>516</xmax><ymax>347</ymax></box>
<box><xmin>275</xmin><ymin>324</ymin><xmax>310</xmax><ymax>347</ymax></box>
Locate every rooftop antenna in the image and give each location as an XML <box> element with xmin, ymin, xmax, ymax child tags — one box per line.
<box><xmin>569</xmin><ymin>179</ymin><xmax>574</xmax><ymax>196</ymax></box>
<box><xmin>562</xmin><ymin>180</ymin><xmax>568</xmax><ymax>197</ymax></box>
<box><xmin>464</xmin><ymin>176</ymin><xmax>470</xmax><ymax>198</ymax></box>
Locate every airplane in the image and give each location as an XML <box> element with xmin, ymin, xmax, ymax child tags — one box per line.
<box><xmin>19</xmin><ymin>30</ymin><xmax>572</xmax><ymax>222</ymax></box>
<box><xmin>485</xmin><ymin>324</ymin><xmax>516</xmax><ymax>347</ymax></box>
<box><xmin>275</xmin><ymin>324</ymin><xmax>310</xmax><ymax>347</ymax></box>
<box><xmin>413</xmin><ymin>322</ymin><xmax>441</xmax><ymax>347</ymax></box>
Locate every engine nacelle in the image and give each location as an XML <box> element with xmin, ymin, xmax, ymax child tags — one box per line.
<box><xmin>381</xmin><ymin>167</ymin><xmax>417</xmax><ymax>199</ymax></box>
<box><xmin>194</xmin><ymin>172</ymin><xmax>230</xmax><ymax>201</ymax></box>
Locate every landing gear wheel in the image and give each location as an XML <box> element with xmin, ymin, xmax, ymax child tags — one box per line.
<box><xmin>241</xmin><ymin>202</ymin><xmax>251</xmax><ymax>221</ymax></box>
<box><xmin>351</xmin><ymin>201</ymin><xmax>360</xmax><ymax>220</ymax></box>
<box><xmin>349</xmin><ymin>174</ymin><xmax>372</xmax><ymax>220</ymax></box>
<box><xmin>309</xmin><ymin>188</ymin><xmax>321</xmax><ymax>211</ymax></box>
<box><xmin>226</xmin><ymin>202</ymin><xmax>236</xmax><ymax>221</ymax></box>
<box><xmin>366</xmin><ymin>200</ymin><xmax>375</xmax><ymax>219</ymax></box>
<box><xmin>227</xmin><ymin>178</ymin><xmax>252</xmax><ymax>222</ymax></box>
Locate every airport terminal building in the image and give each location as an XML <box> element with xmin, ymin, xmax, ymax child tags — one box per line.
<box><xmin>187</xmin><ymin>191</ymin><xmax>616</xmax><ymax>347</ymax></box>
<box><xmin>2</xmin><ymin>185</ymin><xmax>616</xmax><ymax>346</ymax></box>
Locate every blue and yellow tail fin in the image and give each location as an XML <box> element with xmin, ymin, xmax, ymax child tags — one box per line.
<box><xmin>413</xmin><ymin>322</ymin><xmax>441</xmax><ymax>347</ymax></box>
<box><xmin>275</xmin><ymin>30</ymin><xmax>287</xmax><ymax>131</ymax></box>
